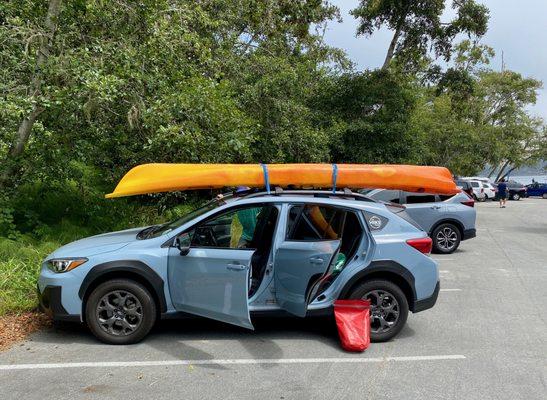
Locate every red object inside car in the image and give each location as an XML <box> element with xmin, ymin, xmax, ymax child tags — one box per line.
<box><xmin>406</xmin><ymin>237</ymin><xmax>433</xmax><ymax>254</ymax></box>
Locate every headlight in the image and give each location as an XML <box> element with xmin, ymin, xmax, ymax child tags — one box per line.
<box><xmin>47</xmin><ymin>258</ymin><xmax>88</xmax><ymax>273</ymax></box>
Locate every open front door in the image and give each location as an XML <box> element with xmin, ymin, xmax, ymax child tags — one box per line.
<box><xmin>168</xmin><ymin>246</ymin><xmax>254</xmax><ymax>329</ymax></box>
<box><xmin>168</xmin><ymin>204</ymin><xmax>277</xmax><ymax>330</ymax></box>
<box><xmin>274</xmin><ymin>240</ymin><xmax>340</xmax><ymax>317</ymax></box>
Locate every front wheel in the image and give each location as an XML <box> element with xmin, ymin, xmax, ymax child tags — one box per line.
<box><xmin>348</xmin><ymin>280</ymin><xmax>409</xmax><ymax>342</ymax></box>
<box><xmin>85</xmin><ymin>279</ymin><xmax>157</xmax><ymax>344</ymax></box>
<box><xmin>512</xmin><ymin>193</ymin><xmax>520</xmax><ymax>201</ymax></box>
<box><xmin>432</xmin><ymin>223</ymin><xmax>461</xmax><ymax>254</ymax></box>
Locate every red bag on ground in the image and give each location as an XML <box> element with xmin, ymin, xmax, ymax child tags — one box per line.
<box><xmin>334</xmin><ymin>299</ymin><xmax>371</xmax><ymax>352</ymax></box>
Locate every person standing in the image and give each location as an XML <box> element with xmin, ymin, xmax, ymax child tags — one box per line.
<box><xmin>497</xmin><ymin>178</ymin><xmax>508</xmax><ymax>208</ymax></box>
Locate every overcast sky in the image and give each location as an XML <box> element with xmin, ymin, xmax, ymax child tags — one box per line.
<box><xmin>323</xmin><ymin>0</ymin><xmax>546</xmax><ymax>119</ymax></box>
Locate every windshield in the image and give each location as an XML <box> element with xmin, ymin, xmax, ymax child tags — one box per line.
<box><xmin>138</xmin><ymin>200</ymin><xmax>221</xmax><ymax>239</ymax></box>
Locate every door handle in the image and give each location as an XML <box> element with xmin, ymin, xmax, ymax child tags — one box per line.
<box><xmin>227</xmin><ymin>263</ymin><xmax>247</xmax><ymax>271</ymax></box>
<box><xmin>430</xmin><ymin>205</ymin><xmax>441</xmax><ymax>210</ymax></box>
<box><xmin>309</xmin><ymin>257</ymin><xmax>324</xmax><ymax>264</ymax></box>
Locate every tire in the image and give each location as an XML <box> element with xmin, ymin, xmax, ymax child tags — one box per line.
<box><xmin>85</xmin><ymin>279</ymin><xmax>157</xmax><ymax>345</ymax></box>
<box><xmin>431</xmin><ymin>223</ymin><xmax>461</xmax><ymax>254</ymax></box>
<box><xmin>543</xmin><ymin>193</ymin><xmax>547</xmax><ymax>199</ymax></box>
<box><xmin>348</xmin><ymin>280</ymin><xmax>409</xmax><ymax>342</ymax></box>
<box><xmin>512</xmin><ymin>193</ymin><xmax>520</xmax><ymax>201</ymax></box>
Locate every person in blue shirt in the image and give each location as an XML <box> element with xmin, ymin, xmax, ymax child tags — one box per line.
<box><xmin>497</xmin><ymin>178</ymin><xmax>508</xmax><ymax>208</ymax></box>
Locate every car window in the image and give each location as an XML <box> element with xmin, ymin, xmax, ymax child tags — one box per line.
<box><xmin>190</xmin><ymin>205</ymin><xmax>276</xmax><ymax>249</ymax></box>
<box><xmin>287</xmin><ymin>204</ymin><xmax>345</xmax><ymax>241</ymax></box>
<box><xmin>403</xmin><ymin>192</ymin><xmax>437</xmax><ymax>204</ymax></box>
<box><xmin>438</xmin><ymin>194</ymin><xmax>454</xmax><ymax>201</ymax></box>
<box><xmin>369</xmin><ymin>190</ymin><xmax>400</xmax><ymax>204</ymax></box>
<box><xmin>482</xmin><ymin>183</ymin><xmax>489</xmax><ymax>188</ymax></box>
<box><xmin>470</xmin><ymin>182</ymin><xmax>480</xmax><ymax>187</ymax></box>
<box><xmin>456</xmin><ymin>181</ymin><xmax>471</xmax><ymax>189</ymax></box>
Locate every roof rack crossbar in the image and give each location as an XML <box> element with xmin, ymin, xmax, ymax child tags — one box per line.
<box><xmin>242</xmin><ymin>189</ymin><xmax>373</xmax><ymax>202</ymax></box>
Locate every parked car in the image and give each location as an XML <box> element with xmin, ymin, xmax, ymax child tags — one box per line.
<box><xmin>455</xmin><ymin>179</ymin><xmax>474</xmax><ymax>198</ymax></box>
<box><xmin>461</xmin><ymin>176</ymin><xmax>492</xmax><ymax>184</ymax></box>
<box><xmin>482</xmin><ymin>182</ymin><xmax>497</xmax><ymax>200</ymax></box>
<box><xmin>38</xmin><ymin>190</ymin><xmax>440</xmax><ymax>344</ymax></box>
<box><xmin>468</xmin><ymin>180</ymin><xmax>486</xmax><ymax>201</ymax></box>
<box><xmin>363</xmin><ymin>189</ymin><xmax>476</xmax><ymax>254</ymax></box>
<box><xmin>496</xmin><ymin>180</ymin><xmax>527</xmax><ymax>200</ymax></box>
<box><xmin>525</xmin><ymin>182</ymin><xmax>547</xmax><ymax>198</ymax></box>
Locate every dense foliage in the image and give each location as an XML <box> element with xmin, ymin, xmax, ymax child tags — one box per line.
<box><xmin>0</xmin><ymin>0</ymin><xmax>545</xmax><ymax>241</ymax></box>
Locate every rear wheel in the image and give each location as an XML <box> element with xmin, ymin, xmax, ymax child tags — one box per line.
<box><xmin>349</xmin><ymin>280</ymin><xmax>409</xmax><ymax>342</ymax></box>
<box><xmin>432</xmin><ymin>223</ymin><xmax>461</xmax><ymax>254</ymax></box>
<box><xmin>512</xmin><ymin>193</ymin><xmax>521</xmax><ymax>200</ymax></box>
<box><xmin>85</xmin><ymin>279</ymin><xmax>156</xmax><ymax>344</ymax></box>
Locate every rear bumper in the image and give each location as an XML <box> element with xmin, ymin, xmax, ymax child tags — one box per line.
<box><xmin>412</xmin><ymin>281</ymin><xmax>440</xmax><ymax>313</ymax></box>
<box><xmin>37</xmin><ymin>284</ymin><xmax>80</xmax><ymax>322</ymax></box>
<box><xmin>462</xmin><ymin>228</ymin><xmax>476</xmax><ymax>240</ymax></box>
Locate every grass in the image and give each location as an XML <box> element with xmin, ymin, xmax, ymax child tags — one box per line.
<box><xmin>0</xmin><ymin>197</ymin><xmax>207</xmax><ymax>316</ymax></box>
<box><xmin>0</xmin><ymin>237</ymin><xmax>62</xmax><ymax>316</ymax></box>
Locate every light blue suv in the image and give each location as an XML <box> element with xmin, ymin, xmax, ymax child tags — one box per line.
<box><xmin>37</xmin><ymin>190</ymin><xmax>440</xmax><ymax>344</ymax></box>
<box><xmin>363</xmin><ymin>189</ymin><xmax>476</xmax><ymax>254</ymax></box>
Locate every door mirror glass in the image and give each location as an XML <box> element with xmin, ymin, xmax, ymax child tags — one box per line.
<box><xmin>176</xmin><ymin>231</ymin><xmax>193</xmax><ymax>255</ymax></box>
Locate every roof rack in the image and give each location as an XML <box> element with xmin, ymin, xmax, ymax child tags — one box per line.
<box><xmin>242</xmin><ymin>187</ymin><xmax>374</xmax><ymax>202</ymax></box>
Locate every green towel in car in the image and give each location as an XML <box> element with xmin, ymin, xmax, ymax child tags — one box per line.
<box><xmin>332</xmin><ymin>252</ymin><xmax>346</xmax><ymax>274</ymax></box>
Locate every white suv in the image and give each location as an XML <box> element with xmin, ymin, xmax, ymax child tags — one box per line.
<box><xmin>482</xmin><ymin>182</ymin><xmax>497</xmax><ymax>200</ymax></box>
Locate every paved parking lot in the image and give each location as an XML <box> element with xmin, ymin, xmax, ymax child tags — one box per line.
<box><xmin>1</xmin><ymin>200</ymin><xmax>546</xmax><ymax>399</ymax></box>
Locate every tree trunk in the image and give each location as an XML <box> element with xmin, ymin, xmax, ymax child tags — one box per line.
<box><xmin>382</xmin><ymin>12</ymin><xmax>406</xmax><ymax>70</ymax></box>
<box><xmin>0</xmin><ymin>0</ymin><xmax>62</xmax><ymax>187</ymax></box>
<box><xmin>495</xmin><ymin>160</ymin><xmax>511</xmax><ymax>182</ymax></box>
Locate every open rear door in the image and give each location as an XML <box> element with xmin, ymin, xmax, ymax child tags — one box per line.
<box><xmin>274</xmin><ymin>239</ymin><xmax>340</xmax><ymax>317</ymax></box>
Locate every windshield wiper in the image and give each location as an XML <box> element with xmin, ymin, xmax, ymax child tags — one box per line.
<box><xmin>137</xmin><ymin>225</ymin><xmax>162</xmax><ymax>240</ymax></box>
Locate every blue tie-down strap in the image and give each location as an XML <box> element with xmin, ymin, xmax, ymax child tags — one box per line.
<box><xmin>261</xmin><ymin>163</ymin><xmax>271</xmax><ymax>194</ymax></box>
<box><xmin>332</xmin><ymin>163</ymin><xmax>338</xmax><ymax>193</ymax></box>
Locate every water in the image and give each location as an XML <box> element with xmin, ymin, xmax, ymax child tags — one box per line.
<box><xmin>508</xmin><ymin>175</ymin><xmax>547</xmax><ymax>185</ymax></box>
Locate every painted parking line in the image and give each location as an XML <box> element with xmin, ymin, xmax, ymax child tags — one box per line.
<box><xmin>439</xmin><ymin>270</ymin><xmax>450</xmax><ymax>273</ymax></box>
<box><xmin>440</xmin><ymin>288</ymin><xmax>462</xmax><ymax>292</ymax></box>
<box><xmin>0</xmin><ymin>355</ymin><xmax>466</xmax><ymax>371</ymax></box>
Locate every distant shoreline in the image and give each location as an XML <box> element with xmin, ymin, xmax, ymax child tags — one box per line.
<box><xmin>508</xmin><ymin>175</ymin><xmax>547</xmax><ymax>185</ymax></box>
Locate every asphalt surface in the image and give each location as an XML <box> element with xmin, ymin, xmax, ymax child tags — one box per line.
<box><xmin>1</xmin><ymin>200</ymin><xmax>546</xmax><ymax>399</ymax></box>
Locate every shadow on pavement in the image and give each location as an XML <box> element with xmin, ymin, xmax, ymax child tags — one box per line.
<box><xmin>30</xmin><ymin>314</ymin><xmax>342</xmax><ymax>364</ymax></box>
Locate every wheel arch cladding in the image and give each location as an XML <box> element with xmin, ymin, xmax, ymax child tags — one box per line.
<box><xmin>429</xmin><ymin>219</ymin><xmax>464</xmax><ymax>237</ymax></box>
<box><xmin>79</xmin><ymin>260</ymin><xmax>167</xmax><ymax>318</ymax></box>
<box><xmin>339</xmin><ymin>260</ymin><xmax>417</xmax><ymax>312</ymax></box>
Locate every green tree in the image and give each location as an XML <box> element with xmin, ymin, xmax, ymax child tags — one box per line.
<box><xmin>351</xmin><ymin>0</ymin><xmax>489</xmax><ymax>70</ymax></box>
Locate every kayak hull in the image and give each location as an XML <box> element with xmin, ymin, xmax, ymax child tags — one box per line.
<box><xmin>105</xmin><ymin>164</ymin><xmax>459</xmax><ymax>198</ymax></box>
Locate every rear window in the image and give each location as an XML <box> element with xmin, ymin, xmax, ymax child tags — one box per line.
<box><xmin>404</xmin><ymin>193</ymin><xmax>437</xmax><ymax>204</ymax></box>
<box><xmin>470</xmin><ymin>182</ymin><xmax>480</xmax><ymax>187</ymax></box>
<box><xmin>287</xmin><ymin>205</ymin><xmax>345</xmax><ymax>241</ymax></box>
<box><xmin>438</xmin><ymin>194</ymin><xmax>455</xmax><ymax>201</ymax></box>
<box><xmin>369</xmin><ymin>190</ymin><xmax>400</xmax><ymax>203</ymax></box>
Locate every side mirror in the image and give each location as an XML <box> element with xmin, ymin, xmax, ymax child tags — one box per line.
<box><xmin>175</xmin><ymin>232</ymin><xmax>192</xmax><ymax>256</ymax></box>
<box><xmin>178</xmin><ymin>245</ymin><xmax>190</xmax><ymax>256</ymax></box>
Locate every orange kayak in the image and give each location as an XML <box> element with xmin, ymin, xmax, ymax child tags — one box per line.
<box><xmin>105</xmin><ymin>163</ymin><xmax>459</xmax><ymax>198</ymax></box>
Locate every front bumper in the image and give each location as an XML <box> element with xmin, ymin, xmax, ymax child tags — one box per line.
<box><xmin>462</xmin><ymin>228</ymin><xmax>476</xmax><ymax>240</ymax></box>
<box><xmin>37</xmin><ymin>284</ymin><xmax>80</xmax><ymax>322</ymax></box>
<box><xmin>412</xmin><ymin>281</ymin><xmax>440</xmax><ymax>313</ymax></box>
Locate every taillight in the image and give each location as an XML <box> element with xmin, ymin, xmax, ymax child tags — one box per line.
<box><xmin>406</xmin><ymin>237</ymin><xmax>432</xmax><ymax>255</ymax></box>
<box><xmin>460</xmin><ymin>199</ymin><xmax>474</xmax><ymax>207</ymax></box>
